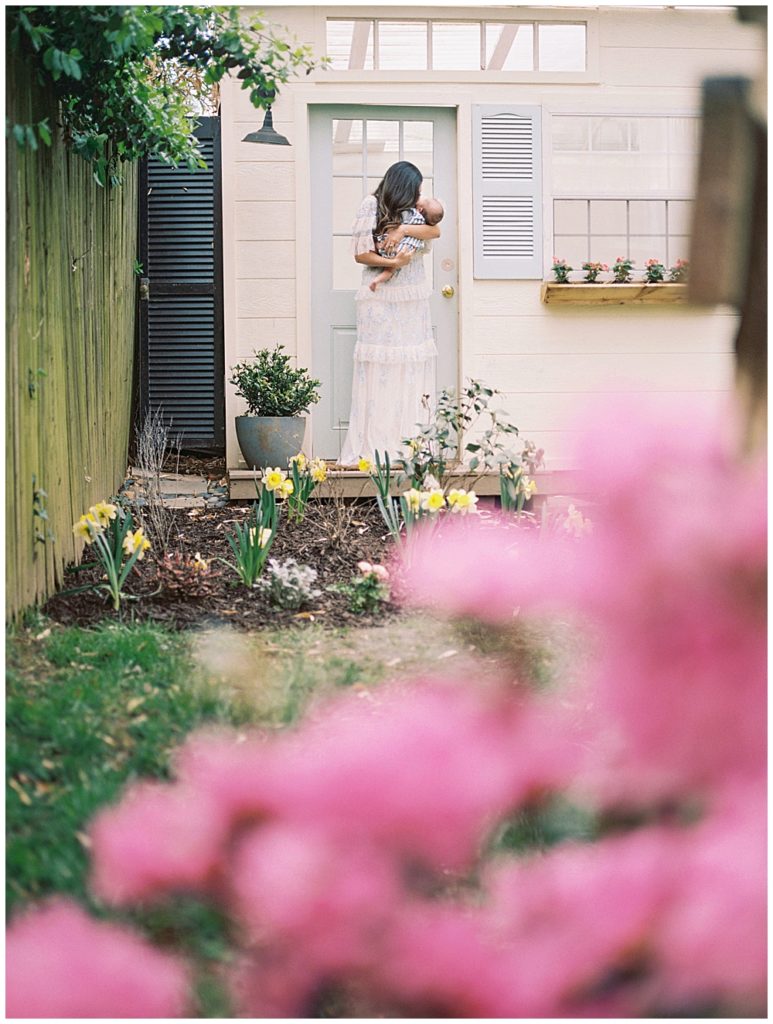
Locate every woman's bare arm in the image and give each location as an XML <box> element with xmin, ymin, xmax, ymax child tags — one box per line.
<box><xmin>382</xmin><ymin>222</ymin><xmax>441</xmax><ymax>253</ymax></box>
<box><xmin>354</xmin><ymin>250</ymin><xmax>412</xmax><ymax>268</ymax></box>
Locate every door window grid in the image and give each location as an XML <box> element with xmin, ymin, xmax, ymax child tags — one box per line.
<box><xmin>331</xmin><ymin>118</ymin><xmax>435</xmax><ymax>291</ymax></box>
<box><xmin>326</xmin><ymin>19</ymin><xmax>586</xmax><ymax>73</ymax></box>
<box><xmin>552</xmin><ymin>198</ymin><xmax>693</xmax><ymax>270</ymax></box>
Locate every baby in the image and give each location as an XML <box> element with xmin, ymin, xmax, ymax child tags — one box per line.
<box><xmin>369</xmin><ymin>196</ymin><xmax>444</xmax><ymax>292</ymax></box>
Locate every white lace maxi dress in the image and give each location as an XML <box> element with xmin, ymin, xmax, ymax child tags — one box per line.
<box><xmin>338</xmin><ymin>195</ymin><xmax>436</xmax><ymax>465</ymax></box>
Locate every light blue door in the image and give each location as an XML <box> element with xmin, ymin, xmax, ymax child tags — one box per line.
<box><xmin>309</xmin><ymin>105</ymin><xmax>458</xmax><ymax>460</ymax></box>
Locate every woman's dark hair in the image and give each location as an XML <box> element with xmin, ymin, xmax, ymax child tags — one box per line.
<box><xmin>373</xmin><ymin>161</ymin><xmax>422</xmax><ymax>237</ymax></box>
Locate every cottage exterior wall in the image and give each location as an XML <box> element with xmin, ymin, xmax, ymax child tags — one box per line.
<box><xmin>222</xmin><ymin>5</ymin><xmax>763</xmax><ymax>471</ymax></box>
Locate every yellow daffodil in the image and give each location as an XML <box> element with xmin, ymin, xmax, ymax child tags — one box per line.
<box><xmin>310</xmin><ymin>459</ymin><xmax>328</xmax><ymax>483</ymax></box>
<box><xmin>192</xmin><ymin>552</ymin><xmax>209</xmax><ymax>572</ymax></box>
<box><xmin>358</xmin><ymin>457</ymin><xmax>374</xmax><ymax>474</ymax></box>
<box><xmin>421</xmin><ymin>489</ymin><xmax>446</xmax><ymax>513</ymax></box>
<box><xmin>72</xmin><ymin>512</ymin><xmax>101</xmax><ymax>542</ymax></box>
<box><xmin>403</xmin><ymin>488</ymin><xmax>423</xmax><ymax>514</ymax></box>
<box><xmin>249</xmin><ymin>526</ymin><xmax>273</xmax><ymax>548</ymax></box>
<box><xmin>448</xmin><ymin>489</ymin><xmax>479</xmax><ymax>514</ymax></box>
<box><xmin>90</xmin><ymin>501</ymin><xmax>118</xmax><ymax>526</ymax></box>
<box><xmin>123</xmin><ymin>527</ymin><xmax>151</xmax><ymax>560</ymax></box>
<box><xmin>523</xmin><ymin>478</ymin><xmax>537</xmax><ymax>498</ymax></box>
<box><xmin>278</xmin><ymin>478</ymin><xmax>294</xmax><ymax>499</ymax></box>
<box><xmin>290</xmin><ymin>452</ymin><xmax>307</xmax><ymax>472</ymax></box>
<box><xmin>264</xmin><ymin>467</ymin><xmax>286</xmax><ymax>491</ymax></box>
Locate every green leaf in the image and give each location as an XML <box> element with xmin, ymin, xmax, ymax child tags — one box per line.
<box><xmin>12</xmin><ymin>124</ymin><xmax>26</xmax><ymax>148</ymax></box>
<box><xmin>37</xmin><ymin>120</ymin><xmax>52</xmax><ymax>146</ymax></box>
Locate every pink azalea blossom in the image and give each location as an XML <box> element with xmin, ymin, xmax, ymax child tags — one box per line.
<box><xmin>228</xmin><ymin>822</ymin><xmax>402</xmax><ymax>973</ymax></box>
<box><xmin>6</xmin><ymin>898</ymin><xmax>190</xmax><ymax>1018</ymax></box>
<box><xmin>89</xmin><ymin>781</ymin><xmax>230</xmax><ymax>904</ymax></box>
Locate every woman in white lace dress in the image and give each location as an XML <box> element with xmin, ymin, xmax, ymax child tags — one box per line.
<box><xmin>338</xmin><ymin>161</ymin><xmax>441</xmax><ymax>466</ymax></box>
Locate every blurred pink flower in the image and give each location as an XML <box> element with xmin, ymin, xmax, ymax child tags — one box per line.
<box><xmin>229</xmin><ymin>822</ymin><xmax>401</xmax><ymax>973</ymax></box>
<box><xmin>89</xmin><ymin>781</ymin><xmax>229</xmax><ymax>904</ymax></box>
<box><xmin>399</xmin><ymin>397</ymin><xmax>766</xmax><ymax>803</ymax></box>
<box><xmin>6</xmin><ymin>898</ymin><xmax>190</xmax><ymax>1018</ymax></box>
<box><xmin>653</xmin><ymin>783</ymin><xmax>767</xmax><ymax>1012</ymax></box>
<box><xmin>249</xmin><ymin>681</ymin><xmax>579</xmax><ymax>871</ymax></box>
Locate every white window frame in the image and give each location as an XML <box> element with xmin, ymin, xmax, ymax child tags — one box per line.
<box><xmin>543</xmin><ymin>108</ymin><xmax>701</xmax><ymax>275</ymax></box>
<box><xmin>315</xmin><ymin>8</ymin><xmax>599</xmax><ymax>84</ymax></box>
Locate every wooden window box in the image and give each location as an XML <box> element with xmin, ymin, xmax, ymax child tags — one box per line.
<box><xmin>541</xmin><ymin>282</ymin><xmax>689</xmax><ymax>306</ymax></box>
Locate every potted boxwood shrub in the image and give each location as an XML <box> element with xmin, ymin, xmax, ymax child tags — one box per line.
<box><xmin>230</xmin><ymin>346</ymin><xmax>321</xmax><ymax>470</ymax></box>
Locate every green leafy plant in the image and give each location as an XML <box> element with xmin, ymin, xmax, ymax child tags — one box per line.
<box><xmin>221</xmin><ymin>485</ymin><xmax>278</xmax><ymax>587</ymax></box>
<box><xmin>8</xmin><ymin>7</ymin><xmax>321</xmax><ymax>185</ymax></box>
<box><xmin>668</xmin><ymin>258</ymin><xmax>689</xmax><ymax>283</ymax></box>
<box><xmin>581</xmin><ymin>261</ymin><xmax>608</xmax><ymax>283</ymax></box>
<box><xmin>551</xmin><ymin>257</ymin><xmax>572</xmax><ymax>283</ymax></box>
<box><xmin>364</xmin><ymin>452</ymin><xmax>402</xmax><ymax>542</ymax></box>
<box><xmin>499</xmin><ymin>439</ymin><xmax>545</xmax><ymax>516</ymax></box>
<box><xmin>400</xmin><ymin>379</ymin><xmax>525</xmax><ymax>493</ymax></box>
<box><xmin>71</xmin><ymin>502</ymin><xmax>150</xmax><ymax>610</ymax></box>
<box><xmin>644</xmin><ymin>258</ymin><xmax>666</xmax><ymax>284</ymax></box>
<box><xmin>230</xmin><ymin>346</ymin><xmax>321</xmax><ymax>418</ymax></box>
<box><xmin>612</xmin><ymin>256</ymin><xmax>635</xmax><ymax>283</ymax></box>
<box><xmin>332</xmin><ymin>562</ymin><xmax>390</xmax><ymax>614</ymax></box>
<box><xmin>287</xmin><ymin>453</ymin><xmax>327</xmax><ymax>523</ymax></box>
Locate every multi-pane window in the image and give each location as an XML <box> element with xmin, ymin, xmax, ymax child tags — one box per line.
<box><xmin>331</xmin><ymin>118</ymin><xmax>434</xmax><ymax>291</ymax></box>
<box><xmin>553</xmin><ymin>198</ymin><xmax>693</xmax><ymax>268</ymax></box>
<box><xmin>551</xmin><ymin>114</ymin><xmax>700</xmax><ymax>269</ymax></box>
<box><xmin>326</xmin><ymin>19</ymin><xmax>587</xmax><ymax>73</ymax></box>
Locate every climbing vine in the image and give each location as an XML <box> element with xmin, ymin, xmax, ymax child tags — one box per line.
<box><xmin>7</xmin><ymin>6</ymin><xmax>320</xmax><ymax>185</ymax></box>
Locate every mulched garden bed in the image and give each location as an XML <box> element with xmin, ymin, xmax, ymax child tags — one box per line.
<box><xmin>45</xmin><ymin>497</ymin><xmax>399</xmax><ymax>631</ymax></box>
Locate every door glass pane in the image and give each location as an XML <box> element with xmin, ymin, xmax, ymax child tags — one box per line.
<box><xmin>365</xmin><ymin>120</ymin><xmax>400</xmax><ymax>177</ymax></box>
<box><xmin>485</xmin><ymin>23</ymin><xmax>534</xmax><ymax>71</ymax></box>
<box><xmin>538</xmin><ymin>24</ymin><xmax>586</xmax><ymax>72</ymax></box>
<box><xmin>378</xmin><ymin>21</ymin><xmax>428</xmax><ymax>69</ymax></box>
<box><xmin>333</xmin><ymin>236</ymin><xmax>363</xmax><ymax>290</ymax></box>
<box><xmin>630</xmin><ymin>118</ymin><xmax>668</xmax><ymax>153</ymax></box>
<box><xmin>403</xmin><ymin>121</ymin><xmax>433</xmax><ymax>176</ymax></box>
<box><xmin>332</xmin><ymin>120</ymin><xmax>364</xmax><ymax>175</ymax></box>
<box><xmin>333</xmin><ymin>177</ymin><xmax>367</xmax><ymax>234</ymax></box>
<box><xmin>326</xmin><ymin>20</ymin><xmax>374</xmax><ymax>70</ymax></box>
<box><xmin>431</xmin><ymin>22</ymin><xmax>481</xmax><ymax>70</ymax></box>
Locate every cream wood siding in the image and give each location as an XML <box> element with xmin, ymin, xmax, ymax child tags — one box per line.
<box><xmin>222</xmin><ymin>5</ymin><xmax>762</xmax><ymax>472</ymax></box>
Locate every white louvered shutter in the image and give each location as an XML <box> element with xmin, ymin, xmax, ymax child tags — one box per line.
<box><xmin>472</xmin><ymin>105</ymin><xmax>542</xmax><ymax>279</ymax></box>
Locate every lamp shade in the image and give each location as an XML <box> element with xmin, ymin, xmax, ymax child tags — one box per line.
<box><xmin>242</xmin><ymin>106</ymin><xmax>290</xmax><ymax>146</ymax></box>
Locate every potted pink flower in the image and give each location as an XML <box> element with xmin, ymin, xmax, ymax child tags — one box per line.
<box><xmin>551</xmin><ymin>257</ymin><xmax>572</xmax><ymax>284</ymax></box>
<box><xmin>581</xmin><ymin>260</ymin><xmax>608</xmax><ymax>283</ymax></box>
<box><xmin>644</xmin><ymin>258</ymin><xmax>666</xmax><ymax>284</ymax></box>
<box><xmin>611</xmin><ymin>256</ymin><xmax>634</xmax><ymax>283</ymax></box>
<box><xmin>668</xmin><ymin>258</ymin><xmax>689</xmax><ymax>282</ymax></box>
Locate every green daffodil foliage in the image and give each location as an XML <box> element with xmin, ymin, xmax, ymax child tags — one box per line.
<box><xmin>72</xmin><ymin>502</ymin><xmax>151</xmax><ymax>611</ymax></box>
<box><xmin>8</xmin><ymin>6</ymin><xmax>322</xmax><ymax>185</ymax></box>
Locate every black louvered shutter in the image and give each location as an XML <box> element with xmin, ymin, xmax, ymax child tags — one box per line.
<box><xmin>138</xmin><ymin>117</ymin><xmax>224</xmax><ymax>448</ymax></box>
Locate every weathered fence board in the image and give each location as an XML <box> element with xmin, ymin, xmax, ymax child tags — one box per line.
<box><xmin>6</xmin><ymin>55</ymin><xmax>138</xmax><ymax>618</ymax></box>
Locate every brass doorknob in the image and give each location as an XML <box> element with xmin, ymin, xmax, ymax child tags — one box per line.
<box><xmin>441</xmin><ymin>284</ymin><xmax>455</xmax><ymax>298</ymax></box>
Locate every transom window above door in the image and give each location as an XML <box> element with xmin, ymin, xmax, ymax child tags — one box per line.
<box><xmin>325</xmin><ymin>19</ymin><xmax>587</xmax><ymax>73</ymax></box>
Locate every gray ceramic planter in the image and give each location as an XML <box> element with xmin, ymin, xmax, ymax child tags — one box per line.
<box><xmin>235</xmin><ymin>416</ymin><xmax>306</xmax><ymax>470</ymax></box>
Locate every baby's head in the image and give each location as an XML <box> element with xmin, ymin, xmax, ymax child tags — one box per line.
<box><xmin>417</xmin><ymin>197</ymin><xmax>444</xmax><ymax>226</ymax></box>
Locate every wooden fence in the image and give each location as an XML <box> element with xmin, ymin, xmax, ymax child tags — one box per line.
<box><xmin>6</xmin><ymin>56</ymin><xmax>138</xmax><ymax>619</ymax></box>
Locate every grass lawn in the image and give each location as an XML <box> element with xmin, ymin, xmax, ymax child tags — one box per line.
<box><xmin>7</xmin><ymin>610</ymin><xmax>590</xmax><ymax>1015</ymax></box>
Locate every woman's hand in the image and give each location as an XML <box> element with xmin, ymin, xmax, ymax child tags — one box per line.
<box><xmin>391</xmin><ymin>249</ymin><xmax>413</xmax><ymax>268</ymax></box>
<box><xmin>382</xmin><ymin>225</ymin><xmax>405</xmax><ymax>254</ymax></box>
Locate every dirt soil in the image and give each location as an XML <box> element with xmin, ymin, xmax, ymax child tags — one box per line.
<box><xmin>45</xmin><ymin>498</ymin><xmax>398</xmax><ymax>631</ymax></box>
